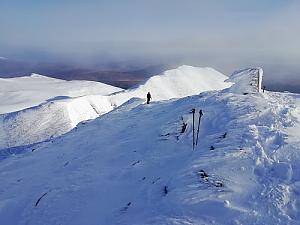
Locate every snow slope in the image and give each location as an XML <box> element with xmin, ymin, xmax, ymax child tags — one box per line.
<box><xmin>109</xmin><ymin>65</ymin><xmax>233</xmax><ymax>106</ymax></box>
<box><xmin>0</xmin><ymin>82</ymin><xmax>300</xmax><ymax>224</ymax></box>
<box><xmin>0</xmin><ymin>95</ymin><xmax>113</xmax><ymax>149</ymax></box>
<box><xmin>0</xmin><ymin>66</ymin><xmax>232</xmax><ymax>149</ymax></box>
<box><xmin>0</xmin><ymin>74</ymin><xmax>122</xmax><ymax>114</ymax></box>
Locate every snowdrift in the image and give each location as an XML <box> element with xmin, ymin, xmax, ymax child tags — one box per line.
<box><xmin>0</xmin><ymin>74</ymin><xmax>122</xmax><ymax>114</ymax></box>
<box><xmin>227</xmin><ymin>68</ymin><xmax>263</xmax><ymax>94</ymax></box>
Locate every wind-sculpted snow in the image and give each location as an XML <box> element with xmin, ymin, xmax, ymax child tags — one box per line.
<box><xmin>0</xmin><ymin>95</ymin><xmax>113</xmax><ymax>149</ymax></box>
<box><xmin>0</xmin><ymin>73</ymin><xmax>122</xmax><ymax>114</ymax></box>
<box><xmin>227</xmin><ymin>68</ymin><xmax>263</xmax><ymax>94</ymax></box>
<box><xmin>0</xmin><ymin>74</ymin><xmax>120</xmax><ymax>149</ymax></box>
<box><xmin>0</xmin><ymin>66</ymin><xmax>233</xmax><ymax>149</ymax></box>
<box><xmin>109</xmin><ymin>65</ymin><xmax>233</xmax><ymax>106</ymax></box>
<box><xmin>0</xmin><ymin>86</ymin><xmax>300</xmax><ymax>224</ymax></box>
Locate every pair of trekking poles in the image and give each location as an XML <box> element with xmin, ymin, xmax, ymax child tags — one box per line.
<box><xmin>191</xmin><ymin>109</ymin><xmax>203</xmax><ymax>150</ymax></box>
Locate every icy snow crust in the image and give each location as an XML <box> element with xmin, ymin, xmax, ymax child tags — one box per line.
<box><xmin>0</xmin><ymin>66</ymin><xmax>232</xmax><ymax>149</ymax></box>
<box><xmin>1</xmin><ymin>86</ymin><xmax>300</xmax><ymax>224</ymax></box>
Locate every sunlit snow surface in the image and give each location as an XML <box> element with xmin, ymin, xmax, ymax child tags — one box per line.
<box><xmin>0</xmin><ymin>74</ymin><xmax>123</xmax><ymax>114</ymax></box>
<box><xmin>1</xmin><ymin>66</ymin><xmax>300</xmax><ymax>224</ymax></box>
<box><xmin>0</xmin><ymin>66</ymin><xmax>232</xmax><ymax>149</ymax></box>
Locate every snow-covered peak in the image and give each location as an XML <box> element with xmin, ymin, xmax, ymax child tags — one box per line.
<box><xmin>0</xmin><ymin>65</ymin><xmax>234</xmax><ymax>149</ymax></box>
<box><xmin>0</xmin><ymin>74</ymin><xmax>123</xmax><ymax>114</ymax></box>
<box><xmin>110</xmin><ymin>65</ymin><xmax>233</xmax><ymax>106</ymax></box>
<box><xmin>137</xmin><ymin>65</ymin><xmax>232</xmax><ymax>99</ymax></box>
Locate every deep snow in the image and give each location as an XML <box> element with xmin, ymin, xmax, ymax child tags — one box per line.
<box><xmin>0</xmin><ymin>66</ymin><xmax>232</xmax><ymax>149</ymax></box>
<box><xmin>0</xmin><ymin>95</ymin><xmax>114</xmax><ymax>149</ymax></box>
<box><xmin>227</xmin><ymin>68</ymin><xmax>263</xmax><ymax>94</ymax></box>
<box><xmin>0</xmin><ymin>66</ymin><xmax>300</xmax><ymax>224</ymax></box>
<box><xmin>109</xmin><ymin>65</ymin><xmax>233</xmax><ymax>106</ymax></box>
<box><xmin>0</xmin><ymin>73</ymin><xmax>122</xmax><ymax>114</ymax></box>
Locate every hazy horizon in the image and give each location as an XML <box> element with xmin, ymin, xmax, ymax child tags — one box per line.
<box><xmin>1</xmin><ymin>0</ymin><xmax>300</xmax><ymax>92</ymax></box>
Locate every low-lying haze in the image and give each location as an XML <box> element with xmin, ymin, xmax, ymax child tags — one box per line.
<box><xmin>1</xmin><ymin>0</ymin><xmax>299</xmax><ymax>92</ymax></box>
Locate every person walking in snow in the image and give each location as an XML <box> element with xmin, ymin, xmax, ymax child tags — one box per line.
<box><xmin>146</xmin><ymin>92</ymin><xmax>152</xmax><ymax>104</ymax></box>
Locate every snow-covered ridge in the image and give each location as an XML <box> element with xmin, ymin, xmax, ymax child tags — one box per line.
<box><xmin>0</xmin><ymin>74</ymin><xmax>122</xmax><ymax>149</ymax></box>
<box><xmin>0</xmin><ymin>95</ymin><xmax>113</xmax><ymax>149</ymax></box>
<box><xmin>0</xmin><ymin>73</ymin><xmax>123</xmax><ymax>114</ymax></box>
<box><xmin>1</xmin><ymin>86</ymin><xmax>300</xmax><ymax>224</ymax></box>
<box><xmin>138</xmin><ymin>65</ymin><xmax>232</xmax><ymax>99</ymax></box>
<box><xmin>109</xmin><ymin>65</ymin><xmax>233</xmax><ymax>106</ymax></box>
<box><xmin>3</xmin><ymin>65</ymin><xmax>300</xmax><ymax>224</ymax></box>
<box><xmin>0</xmin><ymin>65</ymin><xmax>233</xmax><ymax>149</ymax></box>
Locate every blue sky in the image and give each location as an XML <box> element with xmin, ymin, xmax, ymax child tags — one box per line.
<box><xmin>0</xmin><ymin>0</ymin><xmax>300</xmax><ymax>81</ymax></box>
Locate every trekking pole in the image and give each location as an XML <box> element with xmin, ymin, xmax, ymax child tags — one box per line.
<box><xmin>196</xmin><ymin>110</ymin><xmax>203</xmax><ymax>146</ymax></box>
<box><xmin>192</xmin><ymin>108</ymin><xmax>195</xmax><ymax>150</ymax></box>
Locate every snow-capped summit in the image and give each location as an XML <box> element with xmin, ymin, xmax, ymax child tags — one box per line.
<box><xmin>0</xmin><ymin>65</ymin><xmax>234</xmax><ymax>149</ymax></box>
<box><xmin>139</xmin><ymin>65</ymin><xmax>232</xmax><ymax>99</ymax></box>
<box><xmin>110</xmin><ymin>65</ymin><xmax>233</xmax><ymax>106</ymax></box>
